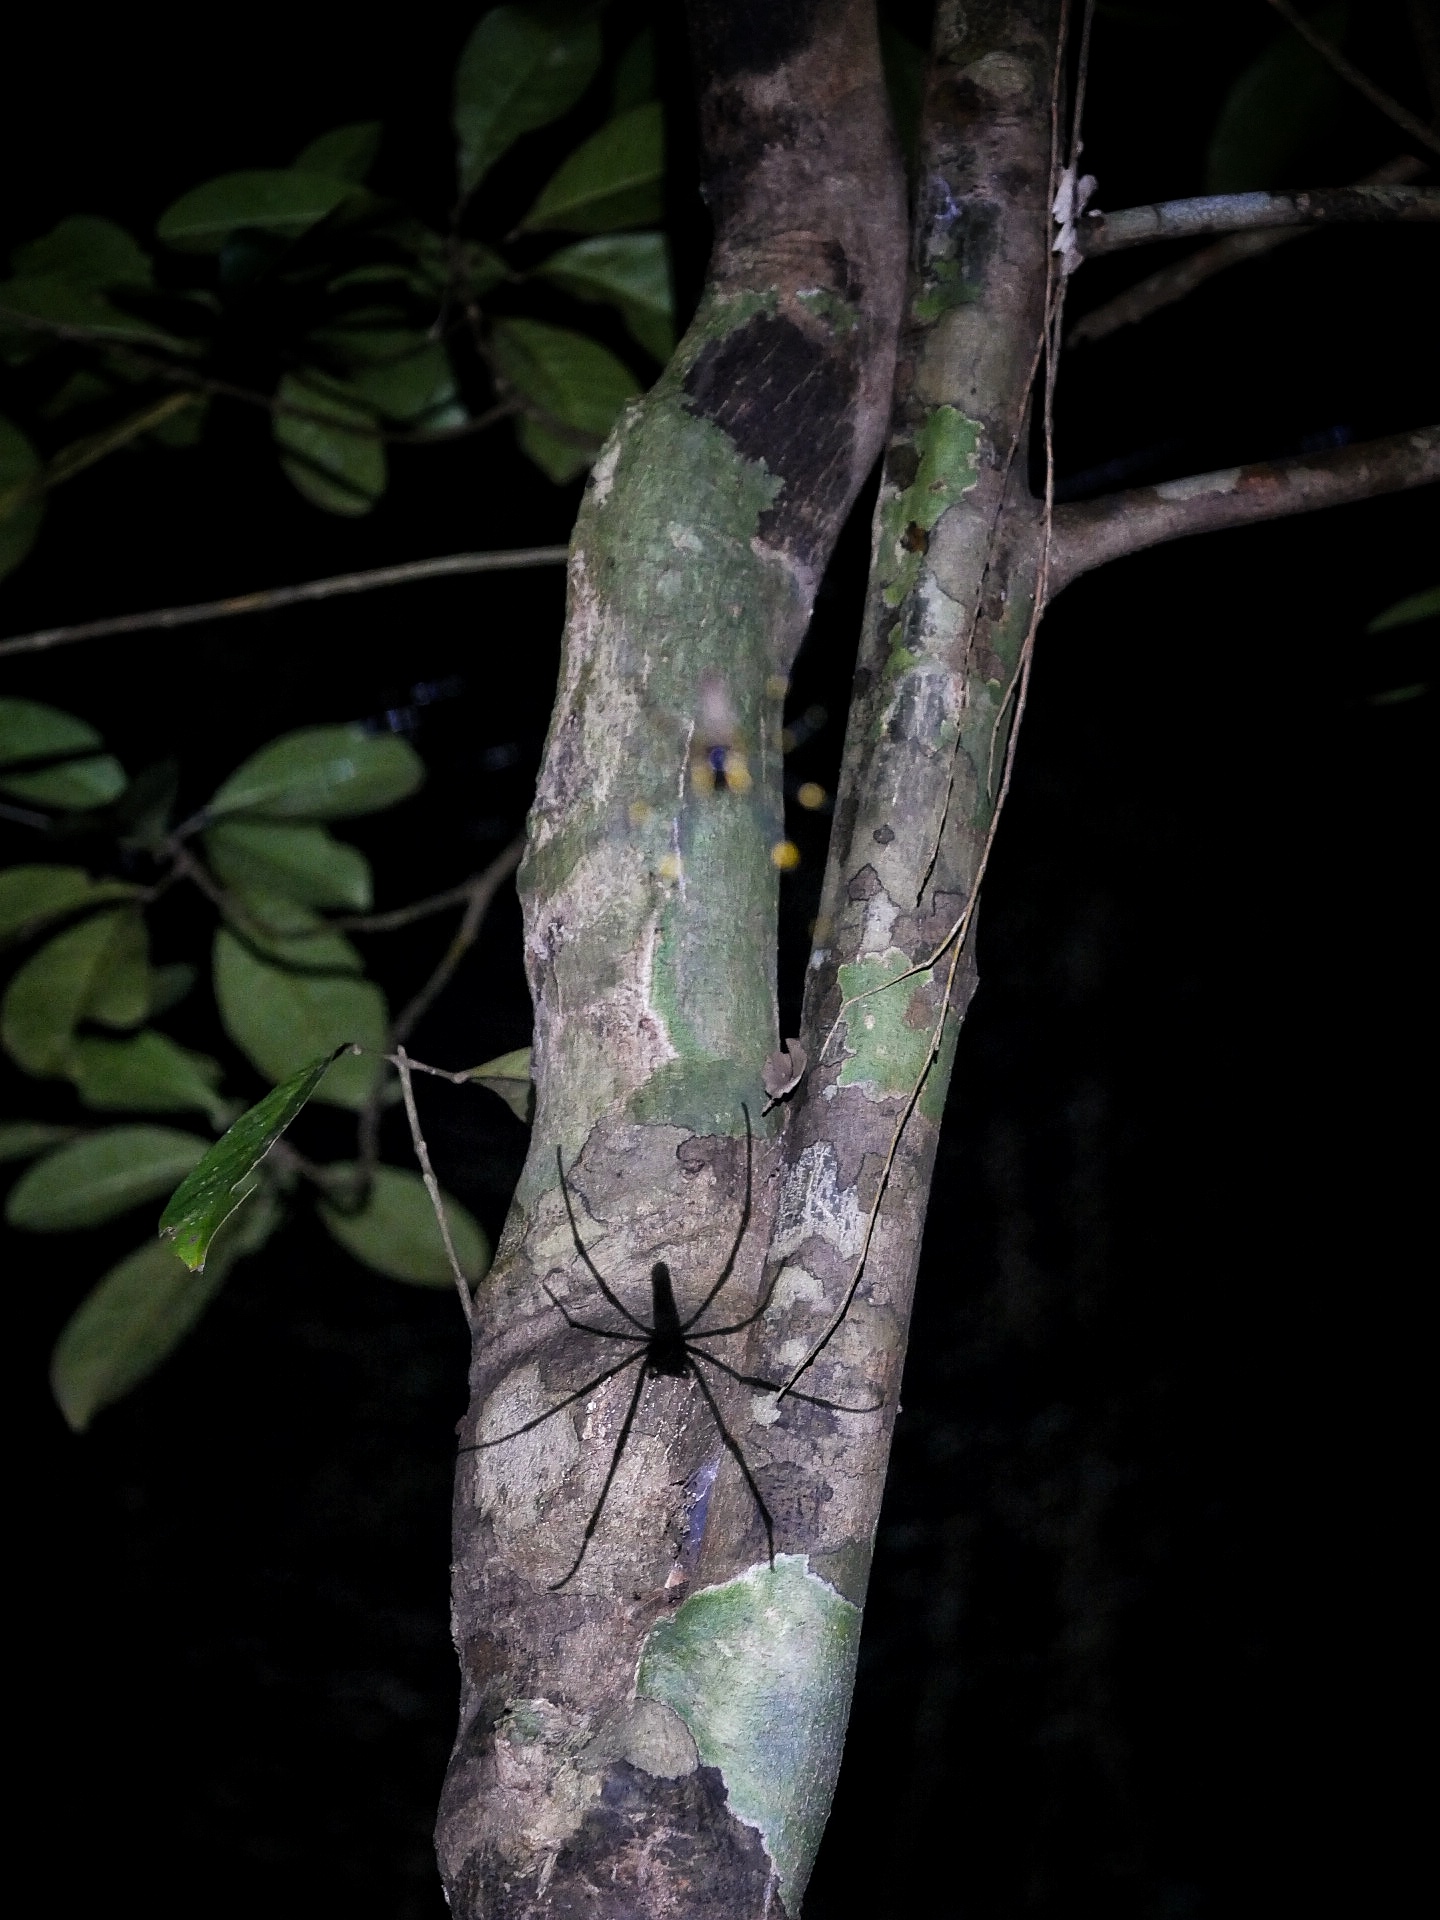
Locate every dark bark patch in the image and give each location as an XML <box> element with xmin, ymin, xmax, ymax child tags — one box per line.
<box><xmin>544</xmin><ymin>1762</ymin><xmax>781</xmax><ymax>1918</ymax></box>
<box><xmin>682</xmin><ymin>314</ymin><xmax>856</xmax><ymax>567</ymax></box>
<box><xmin>872</xmin><ymin>824</ymin><xmax>895</xmax><ymax>845</ymax></box>
<box><xmin>846</xmin><ymin>863</ymin><xmax>882</xmax><ymax>902</ymax></box>
<box><xmin>689</xmin><ymin>0</ymin><xmax>825</xmax><ymax>82</ymax></box>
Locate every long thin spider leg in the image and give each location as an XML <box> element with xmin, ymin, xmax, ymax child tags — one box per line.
<box><xmin>549</xmin><ymin>1361</ymin><xmax>652</xmax><ymax>1591</ymax></box>
<box><xmin>555</xmin><ymin>1145</ymin><xmax>650</xmax><ymax>1333</ymax></box>
<box><xmin>541</xmin><ymin>1280</ymin><xmax>646</xmax><ymax>1344</ymax></box>
<box><xmin>688</xmin><ymin>1346</ymin><xmax>882</xmax><ymax>1415</ymax></box>
<box><xmin>680</xmin><ymin>1103</ymin><xmax>753</xmax><ymax>1332</ymax></box>
<box><xmin>458</xmin><ymin>1354</ymin><xmax>643</xmax><ymax>1454</ymax></box>
<box><xmin>690</xmin><ymin>1255</ymin><xmax>784</xmax><ymax>1339</ymax></box>
<box><xmin>690</xmin><ymin>1360</ymin><xmax>775</xmax><ymax>1569</ymax></box>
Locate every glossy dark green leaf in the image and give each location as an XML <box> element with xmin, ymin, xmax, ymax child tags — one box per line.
<box><xmin>84</xmin><ymin>910</ymin><xmax>149</xmax><ymax>1029</ymax></box>
<box><xmin>0</xmin><ymin>696</ymin><xmax>126</xmax><ymax>809</ymax></box>
<box><xmin>518</xmin><ymin>102</ymin><xmax>663</xmax><ymax>233</ymax></box>
<box><xmin>306</xmin><ymin>339</ymin><xmax>467</xmax><ymax>430</ymax></box>
<box><xmin>319</xmin><ymin>1164</ymin><xmax>490</xmax><ymax>1286</ymax></box>
<box><xmin>273</xmin><ymin>371</ymin><xmax>387</xmax><ymax>515</ymax></box>
<box><xmin>0</xmin><ymin>274</ymin><xmax>184</xmax><ymax>352</ymax></box>
<box><xmin>467</xmin><ymin>1045</ymin><xmax>534</xmax><ymax>1123</ymax></box>
<box><xmin>611</xmin><ymin>29</ymin><xmax>655</xmax><ymax>112</ymax></box>
<box><xmin>0</xmin><ymin>865</ymin><xmax>140</xmax><ymax>943</ymax></box>
<box><xmin>207</xmin><ymin>724</ymin><xmax>423</xmax><ymax>820</ymax></box>
<box><xmin>1367</xmin><ymin>586</ymin><xmax>1440</xmax><ymax>633</ymax></box>
<box><xmin>214</xmin><ymin>930</ymin><xmax>384</xmax><ymax>1109</ymax></box>
<box><xmin>71</xmin><ymin>1031</ymin><xmax>227</xmax><ymax>1128</ymax></box>
<box><xmin>537</xmin><ymin>233</ymin><xmax>673</xmax><ymax>358</ymax></box>
<box><xmin>11</xmin><ymin>215</ymin><xmax>153</xmax><ymax>290</ymax></box>
<box><xmin>205</xmin><ymin>820</ymin><xmax>373</xmax><ymax>910</ymax></box>
<box><xmin>0</xmin><ymin>1120</ymin><xmax>78</xmax><ymax>1164</ymax></box>
<box><xmin>1205</xmin><ymin>4</ymin><xmax>1346</xmax><ymax>193</ymax></box>
<box><xmin>454</xmin><ymin>4</ymin><xmax>602</xmax><ymax>196</ymax></box>
<box><xmin>2</xmin><ymin>907</ymin><xmax>142</xmax><ymax>1075</ymax></box>
<box><xmin>159</xmin><ymin>1049</ymin><xmax>339</xmax><ymax>1268</ymax></box>
<box><xmin>157</xmin><ymin>170</ymin><xmax>358</xmax><ymax>252</ymax></box>
<box><xmin>294</xmin><ymin>122</ymin><xmax>383</xmax><ymax>183</ymax></box>
<box><xmin>146</xmin><ymin>962</ymin><xmax>196</xmax><ymax>1017</ymax></box>
<box><xmin>490</xmin><ymin>318</ymin><xmax>638</xmax><ymax>481</ymax></box>
<box><xmin>0</xmin><ymin>415</ymin><xmax>45</xmax><ymax>581</ymax></box>
<box><xmin>6</xmin><ymin>1124</ymin><xmax>208</xmax><ymax>1231</ymax></box>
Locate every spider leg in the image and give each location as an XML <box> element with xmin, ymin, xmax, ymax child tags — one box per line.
<box><xmin>689</xmin><ymin>1254</ymin><xmax>783</xmax><ymax>1339</ymax></box>
<box><xmin>679</xmin><ymin>1103</ymin><xmax>753</xmax><ymax>1332</ymax></box>
<box><xmin>690</xmin><ymin>1359</ymin><xmax>775</xmax><ymax>1569</ymax></box>
<box><xmin>555</xmin><ymin>1145</ymin><xmax>650</xmax><ymax>1333</ymax></box>
<box><xmin>687</xmin><ymin>1345</ymin><xmax>882</xmax><ymax>1415</ymax></box>
<box><xmin>548</xmin><ymin>1360</ymin><xmax>652</xmax><ymax>1590</ymax></box>
<box><xmin>542</xmin><ymin>1279</ymin><xmax>646</xmax><ymax>1344</ymax></box>
<box><xmin>458</xmin><ymin>1353</ymin><xmax>643</xmax><ymax>1454</ymax></box>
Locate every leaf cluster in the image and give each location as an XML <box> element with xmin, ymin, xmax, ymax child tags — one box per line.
<box><xmin>0</xmin><ymin>3</ymin><xmax>672</xmax><ymax>580</ymax></box>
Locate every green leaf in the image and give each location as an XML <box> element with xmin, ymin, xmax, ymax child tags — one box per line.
<box><xmin>454</xmin><ymin>4</ymin><xmax>603</xmax><ymax>196</ymax></box>
<box><xmin>536</xmin><ymin>232</ymin><xmax>673</xmax><ymax>359</ymax></box>
<box><xmin>0</xmin><ymin>865</ymin><xmax>140</xmax><ymax>943</ymax></box>
<box><xmin>273</xmin><ymin>370</ymin><xmax>387</xmax><ymax>515</ymax></box>
<box><xmin>490</xmin><ymin>318</ymin><xmax>638</xmax><ymax>480</ymax></box>
<box><xmin>306</xmin><ymin>339</ymin><xmax>466</xmax><ymax>430</ymax></box>
<box><xmin>0</xmin><ymin>697</ymin><xmax>126</xmax><ymax>809</ymax></box>
<box><xmin>71</xmin><ymin>1031</ymin><xmax>227</xmax><ymax>1128</ymax></box>
<box><xmin>49</xmin><ymin>1236</ymin><xmax>234</xmax><ymax>1431</ymax></box>
<box><xmin>1367</xmin><ymin>586</ymin><xmax>1440</xmax><ymax>633</ymax></box>
<box><xmin>11</xmin><ymin>215</ymin><xmax>153</xmax><ymax>290</ymax></box>
<box><xmin>225</xmin><ymin>890</ymin><xmax>363</xmax><ymax>973</ymax></box>
<box><xmin>0</xmin><ymin>274</ymin><xmax>185</xmax><ymax>352</ymax></box>
<box><xmin>214</xmin><ymin>929</ymin><xmax>384</xmax><ymax>1109</ymax></box>
<box><xmin>466</xmin><ymin>1045</ymin><xmax>534</xmax><ymax>1123</ymax></box>
<box><xmin>157</xmin><ymin>170</ymin><xmax>358</xmax><ymax>252</ymax></box>
<box><xmin>159</xmin><ymin>1050</ymin><xmax>339</xmax><ymax>1268</ymax></box>
<box><xmin>207</xmin><ymin>724</ymin><xmax>423</xmax><ymax>820</ymax></box>
<box><xmin>1205</xmin><ymin>5</ymin><xmax>1347</xmax><ymax>193</ymax></box>
<box><xmin>294</xmin><ymin>122</ymin><xmax>383</xmax><ymax>183</ymax></box>
<box><xmin>611</xmin><ymin>29</ymin><xmax>656</xmax><ymax>113</ymax></box>
<box><xmin>83</xmin><ymin>910</ymin><xmax>149</xmax><ymax>1029</ymax></box>
<box><xmin>6</xmin><ymin>1123</ymin><xmax>208</xmax><ymax>1231</ymax></box>
<box><xmin>2</xmin><ymin>907</ymin><xmax>144</xmax><ymax>1076</ymax></box>
<box><xmin>0</xmin><ymin>1120</ymin><xmax>79</xmax><ymax>1164</ymax></box>
<box><xmin>518</xmin><ymin>102</ymin><xmax>663</xmax><ymax>233</ymax></box>
<box><xmin>205</xmin><ymin>820</ymin><xmax>373</xmax><ymax>910</ymax></box>
<box><xmin>146</xmin><ymin>961</ymin><xmax>196</xmax><ymax>1017</ymax></box>
<box><xmin>319</xmin><ymin>1164</ymin><xmax>490</xmax><ymax>1286</ymax></box>
<box><xmin>0</xmin><ymin>415</ymin><xmax>44</xmax><ymax>582</ymax></box>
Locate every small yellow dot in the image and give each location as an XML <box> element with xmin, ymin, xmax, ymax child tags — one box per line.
<box><xmin>723</xmin><ymin>750</ymin><xmax>753</xmax><ymax>794</ymax></box>
<box><xmin>658</xmin><ymin>853</ymin><xmax>682</xmax><ymax>881</ymax></box>
<box><xmin>796</xmin><ymin>781</ymin><xmax>827</xmax><ymax>810</ymax></box>
<box><xmin>690</xmin><ymin>759</ymin><xmax>715</xmax><ymax>793</ymax></box>
<box><xmin>628</xmin><ymin>800</ymin><xmax>652</xmax><ymax>827</ymax></box>
<box><xmin>771</xmin><ymin>840</ymin><xmax>801</xmax><ymax>871</ymax></box>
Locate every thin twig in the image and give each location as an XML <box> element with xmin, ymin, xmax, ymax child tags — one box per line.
<box><xmin>0</xmin><ymin>393</ymin><xmax>197</xmax><ymax>517</ymax></box>
<box><xmin>0</xmin><ymin>548</ymin><xmax>570</xmax><ymax>660</ymax></box>
<box><xmin>1069</xmin><ymin>157</ymin><xmax>1426</xmax><ymax>346</ymax></box>
<box><xmin>1263</xmin><ymin>0</ymin><xmax>1440</xmax><ymax>158</ymax></box>
<box><xmin>389</xmin><ymin>836</ymin><xmax>525</xmax><ymax>1050</ymax></box>
<box><xmin>1077</xmin><ymin>182</ymin><xmax>1439</xmax><ymax>255</ymax></box>
<box><xmin>391</xmin><ymin>1046</ymin><xmax>478</xmax><ymax>1328</ymax></box>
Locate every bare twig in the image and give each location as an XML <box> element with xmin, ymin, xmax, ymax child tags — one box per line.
<box><xmin>1069</xmin><ymin>157</ymin><xmax>1426</xmax><ymax>346</ymax></box>
<box><xmin>389</xmin><ymin>836</ymin><xmax>525</xmax><ymax>1051</ymax></box>
<box><xmin>0</xmin><ymin>393</ymin><xmax>197</xmax><ymax>517</ymax></box>
<box><xmin>1263</xmin><ymin>0</ymin><xmax>1440</xmax><ymax>158</ymax></box>
<box><xmin>0</xmin><ymin>547</ymin><xmax>570</xmax><ymax>660</ymax></box>
<box><xmin>1077</xmin><ymin>181</ymin><xmax>1439</xmax><ymax>255</ymax></box>
<box><xmin>391</xmin><ymin>1046</ymin><xmax>478</xmax><ymax>1328</ymax></box>
<box><xmin>1047</xmin><ymin>425</ymin><xmax>1440</xmax><ymax>591</ymax></box>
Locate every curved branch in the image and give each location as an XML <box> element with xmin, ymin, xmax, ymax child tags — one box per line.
<box><xmin>1048</xmin><ymin>427</ymin><xmax>1439</xmax><ymax>591</ymax></box>
<box><xmin>0</xmin><ymin>547</ymin><xmax>570</xmax><ymax>660</ymax></box>
<box><xmin>1078</xmin><ymin>183</ymin><xmax>1439</xmax><ymax>256</ymax></box>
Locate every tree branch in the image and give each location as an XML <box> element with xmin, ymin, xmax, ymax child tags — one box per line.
<box><xmin>1264</xmin><ymin>0</ymin><xmax>1440</xmax><ymax>158</ymax></box>
<box><xmin>1077</xmin><ymin>182</ymin><xmax>1439</xmax><ymax>256</ymax></box>
<box><xmin>1068</xmin><ymin>157</ymin><xmax>1425</xmax><ymax>347</ymax></box>
<box><xmin>1048</xmin><ymin>426</ymin><xmax>1439</xmax><ymax>590</ymax></box>
<box><xmin>0</xmin><ymin>547</ymin><xmax>570</xmax><ymax>660</ymax></box>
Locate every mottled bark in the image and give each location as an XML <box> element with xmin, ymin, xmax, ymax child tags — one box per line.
<box><xmin>437</xmin><ymin>5</ymin><xmax>907</xmax><ymax>1914</ymax></box>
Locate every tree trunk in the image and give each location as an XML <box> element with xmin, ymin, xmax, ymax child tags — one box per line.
<box><xmin>436</xmin><ymin>2</ymin><xmax>1062</xmax><ymax>1911</ymax></box>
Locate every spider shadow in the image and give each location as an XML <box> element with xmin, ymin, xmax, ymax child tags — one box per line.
<box><xmin>460</xmin><ymin>1104</ymin><xmax>880</xmax><ymax>1589</ymax></box>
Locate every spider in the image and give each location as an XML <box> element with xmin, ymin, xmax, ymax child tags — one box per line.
<box><xmin>463</xmin><ymin>1105</ymin><xmax>878</xmax><ymax>1589</ymax></box>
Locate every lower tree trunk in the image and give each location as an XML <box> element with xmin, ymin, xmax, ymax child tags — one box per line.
<box><xmin>436</xmin><ymin>3</ymin><xmax>1057</xmax><ymax>1912</ymax></box>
